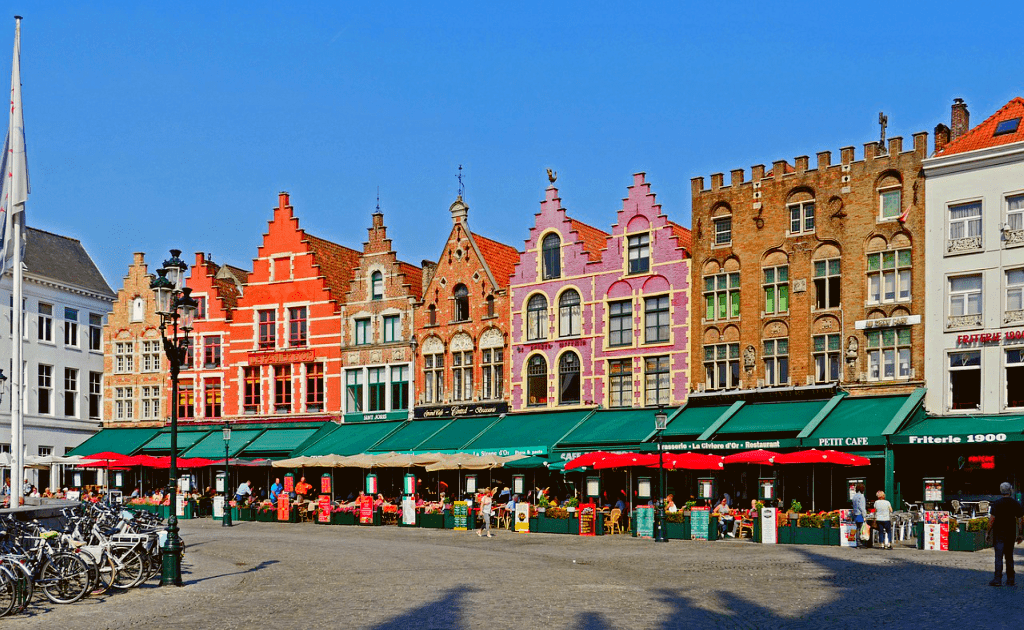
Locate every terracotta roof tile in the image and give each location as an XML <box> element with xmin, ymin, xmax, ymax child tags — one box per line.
<box><xmin>569</xmin><ymin>219</ymin><xmax>610</xmax><ymax>262</ymax></box>
<box><xmin>471</xmin><ymin>232</ymin><xmax>519</xmax><ymax>289</ymax></box>
<box><xmin>668</xmin><ymin>221</ymin><xmax>692</xmax><ymax>252</ymax></box>
<box><xmin>398</xmin><ymin>261</ymin><xmax>424</xmax><ymax>299</ymax></box>
<box><xmin>305</xmin><ymin>234</ymin><xmax>361</xmax><ymax>303</ymax></box>
<box><xmin>936</xmin><ymin>97</ymin><xmax>1024</xmax><ymax>156</ymax></box>
<box><xmin>220</xmin><ymin>264</ymin><xmax>250</xmax><ymax>285</ymax></box>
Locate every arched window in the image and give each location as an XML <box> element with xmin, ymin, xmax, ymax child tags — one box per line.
<box><xmin>427</xmin><ymin>304</ymin><xmax>437</xmax><ymax>326</ymax></box>
<box><xmin>526</xmin><ymin>294</ymin><xmax>548</xmax><ymax>341</ymax></box>
<box><xmin>527</xmin><ymin>355</ymin><xmax>547</xmax><ymax>406</ymax></box>
<box><xmin>486</xmin><ymin>295</ymin><xmax>495</xmax><ymax>318</ymax></box>
<box><xmin>558</xmin><ymin>352</ymin><xmax>581</xmax><ymax>404</ymax></box>
<box><xmin>371</xmin><ymin>271</ymin><xmax>383</xmax><ymax>300</ymax></box>
<box><xmin>542</xmin><ymin>233</ymin><xmax>561</xmax><ymax>279</ymax></box>
<box><xmin>453</xmin><ymin>284</ymin><xmax>469</xmax><ymax>322</ymax></box>
<box><xmin>558</xmin><ymin>290</ymin><xmax>581</xmax><ymax>337</ymax></box>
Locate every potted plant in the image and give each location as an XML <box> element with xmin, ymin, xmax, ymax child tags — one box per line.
<box><xmin>788</xmin><ymin>500</ymin><xmax>802</xmax><ymax>526</ymax></box>
<box><xmin>665</xmin><ymin>511</ymin><xmax>686</xmax><ymax>540</ymax></box>
<box><xmin>539</xmin><ymin>506</ymin><xmax>571</xmax><ymax>534</ymax></box>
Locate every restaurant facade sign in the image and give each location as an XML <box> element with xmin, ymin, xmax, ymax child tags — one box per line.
<box><xmin>413</xmin><ymin>402</ymin><xmax>509</xmax><ymax>419</ymax></box>
<box><xmin>891</xmin><ymin>431</ymin><xmax>1020</xmax><ymax>445</ymax></box>
<box><xmin>954</xmin><ymin>328</ymin><xmax>1024</xmax><ymax>346</ymax></box>
<box><xmin>247</xmin><ymin>349</ymin><xmax>316</xmax><ymax>366</ymax></box>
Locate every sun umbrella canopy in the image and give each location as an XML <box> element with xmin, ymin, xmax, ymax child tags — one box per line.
<box><xmin>563</xmin><ymin>451</ymin><xmax>618</xmax><ymax>471</ymax></box>
<box><xmin>773</xmin><ymin>449</ymin><xmax>870</xmax><ymax>466</ymax></box>
<box><xmin>592</xmin><ymin>453</ymin><xmax>658</xmax><ymax>470</ymax></box>
<box><xmin>722</xmin><ymin>449</ymin><xmax>781</xmax><ymax>466</ymax></box>
<box><xmin>82</xmin><ymin>451</ymin><xmax>128</xmax><ymax>461</ymax></box>
<box><xmin>652</xmin><ymin>452</ymin><xmax>724</xmax><ymax>470</ymax></box>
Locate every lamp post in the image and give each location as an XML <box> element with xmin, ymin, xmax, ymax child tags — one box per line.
<box><xmin>222</xmin><ymin>423</ymin><xmax>232</xmax><ymax>527</ymax></box>
<box><xmin>150</xmin><ymin>249</ymin><xmax>197</xmax><ymax>587</ymax></box>
<box><xmin>654</xmin><ymin>407</ymin><xmax>668</xmax><ymax>543</ymax></box>
<box><xmin>0</xmin><ymin>368</ymin><xmax>7</xmax><ymax>404</ymax></box>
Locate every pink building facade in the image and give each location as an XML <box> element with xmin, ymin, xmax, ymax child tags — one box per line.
<box><xmin>509</xmin><ymin>173</ymin><xmax>692</xmax><ymax>411</ymax></box>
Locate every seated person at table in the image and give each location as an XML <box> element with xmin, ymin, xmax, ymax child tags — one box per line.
<box><xmin>665</xmin><ymin>494</ymin><xmax>678</xmax><ymax>513</ymax></box>
<box><xmin>295</xmin><ymin>477</ymin><xmax>313</xmax><ymax>501</ymax></box>
<box><xmin>713</xmin><ymin>498</ymin><xmax>733</xmax><ymax>536</ymax></box>
<box><xmin>234</xmin><ymin>480</ymin><xmax>251</xmax><ymax>503</ymax></box>
<box><xmin>614</xmin><ymin>491</ymin><xmax>627</xmax><ymax>513</ymax></box>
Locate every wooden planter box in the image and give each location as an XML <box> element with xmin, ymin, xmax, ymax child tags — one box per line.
<box><xmin>949</xmin><ymin>529</ymin><xmax>991</xmax><ymax>552</ymax></box>
<box><xmin>537</xmin><ymin>514</ymin><xmax>571</xmax><ymax>534</ymax></box>
<box><xmin>777</xmin><ymin>525</ymin><xmax>835</xmax><ymax>545</ymax></box>
<box><xmin>665</xmin><ymin>521</ymin><xmax>686</xmax><ymax>540</ymax></box>
<box><xmin>232</xmin><ymin>507</ymin><xmax>255</xmax><ymax>522</ymax></box>
<box><xmin>418</xmin><ymin>513</ymin><xmax>446</xmax><ymax>529</ymax></box>
<box><xmin>444</xmin><ymin>513</ymin><xmax>455</xmax><ymax>529</ymax></box>
<box><xmin>256</xmin><ymin>509</ymin><xmax>277</xmax><ymax>522</ymax></box>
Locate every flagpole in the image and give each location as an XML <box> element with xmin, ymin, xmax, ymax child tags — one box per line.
<box><xmin>9</xmin><ymin>16</ymin><xmax>25</xmax><ymax>507</ymax></box>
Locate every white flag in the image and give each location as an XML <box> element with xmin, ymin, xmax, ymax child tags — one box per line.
<box><xmin>0</xmin><ymin>17</ymin><xmax>28</xmax><ymax>276</ymax></box>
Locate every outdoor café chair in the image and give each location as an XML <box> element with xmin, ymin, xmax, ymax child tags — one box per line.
<box><xmin>976</xmin><ymin>501</ymin><xmax>991</xmax><ymax>517</ymax></box>
<box><xmin>603</xmin><ymin>508</ymin><xmax>622</xmax><ymax>535</ymax></box>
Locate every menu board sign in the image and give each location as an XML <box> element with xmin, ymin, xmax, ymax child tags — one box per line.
<box><xmin>317</xmin><ymin>495</ymin><xmax>331</xmax><ymax>523</ymax></box>
<box><xmin>175</xmin><ymin>494</ymin><xmax>186</xmax><ymax>517</ymax></box>
<box><xmin>635</xmin><ymin>506</ymin><xmax>654</xmax><ymax>539</ymax></box>
<box><xmin>839</xmin><ymin>523</ymin><xmax>857</xmax><ymax>547</ymax></box>
<box><xmin>514</xmin><ymin>503</ymin><xmax>530</xmax><ymax>533</ymax></box>
<box><xmin>213</xmin><ymin>495</ymin><xmax>224</xmax><ymax>518</ymax></box>
<box><xmin>359</xmin><ymin>495</ymin><xmax>374</xmax><ymax>524</ymax></box>
<box><xmin>277</xmin><ymin>494</ymin><xmax>290</xmax><ymax>521</ymax></box>
<box><xmin>924</xmin><ymin>478</ymin><xmax>944</xmax><ymax>502</ymax></box>
<box><xmin>453</xmin><ymin>501</ymin><xmax>469</xmax><ymax>530</ymax></box>
<box><xmin>402</xmin><ymin>497</ymin><xmax>417</xmax><ymax>526</ymax></box>
<box><xmin>578</xmin><ymin>503</ymin><xmax>596</xmax><ymax>536</ymax></box>
<box><xmin>321</xmin><ymin>475</ymin><xmax>331</xmax><ymax>495</ymax></box>
<box><xmin>216</xmin><ymin>474</ymin><xmax>225</xmax><ymax>493</ymax></box>
<box><xmin>284</xmin><ymin>475</ymin><xmax>294</xmax><ymax>494</ymax></box>
<box><xmin>691</xmin><ymin>507</ymin><xmax>710</xmax><ymax>540</ymax></box>
<box><xmin>923</xmin><ymin>511</ymin><xmax>950</xmax><ymax>550</ymax></box>
<box><xmin>698</xmin><ymin>479</ymin><xmax>714</xmax><ymax>501</ymax></box>
<box><xmin>760</xmin><ymin>508</ymin><xmax>777</xmax><ymax>544</ymax></box>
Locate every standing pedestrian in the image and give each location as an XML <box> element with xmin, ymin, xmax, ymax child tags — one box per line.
<box><xmin>852</xmin><ymin>483</ymin><xmax>867</xmax><ymax>549</ymax></box>
<box><xmin>874</xmin><ymin>490</ymin><xmax>893</xmax><ymax>549</ymax></box>
<box><xmin>270</xmin><ymin>478</ymin><xmax>283</xmax><ymax>503</ymax></box>
<box><xmin>478</xmin><ymin>487</ymin><xmax>493</xmax><ymax>538</ymax></box>
<box><xmin>988</xmin><ymin>482</ymin><xmax>1024</xmax><ymax>586</ymax></box>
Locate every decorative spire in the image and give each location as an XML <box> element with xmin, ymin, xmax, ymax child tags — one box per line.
<box><xmin>457</xmin><ymin>164</ymin><xmax>464</xmax><ymax>200</ymax></box>
<box><xmin>547</xmin><ymin>168</ymin><xmax>557</xmax><ymax>184</ymax></box>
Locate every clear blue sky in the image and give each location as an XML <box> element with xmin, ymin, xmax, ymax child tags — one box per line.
<box><xmin>10</xmin><ymin>1</ymin><xmax>1023</xmax><ymax>286</ymax></box>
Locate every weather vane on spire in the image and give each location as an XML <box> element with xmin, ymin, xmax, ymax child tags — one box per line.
<box><xmin>457</xmin><ymin>164</ymin><xmax>464</xmax><ymax>199</ymax></box>
<box><xmin>878</xmin><ymin>111</ymin><xmax>888</xmax><ymax>152</ymax></box>
<box><xmin>376</xmin><ymin>186</ymin><xmax>380</xmax><ymax>212</ymax></box>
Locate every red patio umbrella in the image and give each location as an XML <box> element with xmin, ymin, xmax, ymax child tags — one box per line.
<box><xmin>774</xmin><ymin>449</ymin><xmax>869</xmax><ymax>466</ymax></box>
<box><xmin>82</xmin><ymin>451</ymin><xmax>127</xmax><ymax>461</ymax></box>
<box><xmin>592</xmin><ymin>453</ymin><xmax>658</xmax><ymax>470</ymax></box>
<box><xmin>653</xmin><ymin>452</ymin><xmax>724</xmax><ymax>471</ymax></box>
<box><xmin>722</xmin><ymin>449</ymin><xmax>781</xmax><ymax>466</ymax></box>
<box><xmin>117</xmin><ymin>454</ymin><xmax>167</xmax><ymax>467</ymax></box>
<box><xmin>564</xmin><ymin>451</ymin><xmax>618</xmax><ymax>471</ymax></box>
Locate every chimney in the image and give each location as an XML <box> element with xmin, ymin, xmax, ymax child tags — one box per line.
<box><xmin>278</xmin><ymin>191</ymin><xmax>290</xmax><ymax>209</ymax></box>
<box><xmin>951</xmin><ymin>98</ymin><xmax>970</xmax><ymax>141</ymax></box>
<box><xmin>449</xmin><ymin>197</ymin><xmax>468</xmax><ymax>225</ymax></box>
<box><xmin>934</xmin><ymin>124</ymin><xmax>951</xmax><ymax>153</ymax></box>
<box><xmin>133</xmin><ymin>252</ymin><xmax>145</xmax><ymax>266</ymax></box>
<box><xmin>372</xmin><ymin>212</ymin><xmax>384</xmax><ymax>228</ymax></box>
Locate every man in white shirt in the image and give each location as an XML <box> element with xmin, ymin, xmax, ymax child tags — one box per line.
<box><xmin>235</xmin><ymin>480</ymin><xmax>251</xmax><ymax>503</ymax></box>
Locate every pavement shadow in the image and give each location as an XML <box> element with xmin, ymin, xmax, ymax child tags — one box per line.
<box><xmin>182</xmin><ymin>558</ymin><xmax>280</xmax><ymax>585</ymax></box>
<box><xmin>651</xmin><ymin>547</ymin><xmax>1024</xmax><ymax>628</ymax></box>
<box><xmin>370</xmin><ymin>585</ymin><xmax>479</xmax><ymax>630</ymax></box>
<box><xmin>574</xmin><ymin>611</ymin><xmax>614</xmax><ymax>630</ymax></box>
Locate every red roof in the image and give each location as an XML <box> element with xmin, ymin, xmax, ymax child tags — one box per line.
<box><xmin>305</xmin><ymin>234</ymin><xmax>361</xmax><ymax>302</ymax></box>
<box><xmin>668</xmin><ymin>221</ymin><xmax>692</xmax><ymax>252</ymax></box>
<box><xmin>569</xmin><ymin>219</ymin><xmax>609</xmax><ymax>262</ymax></box>
<box><xmin>397</xmin><ymin>261</ymin><xmax>424</xmax><ymax>299</ymax></box>
<box><xmin>937</xmin><ymin>97</ymin><xmax>1024</xmax><ymax>156</ymax></box>
<box><xmin>471</xmin><ymin>232</ymin><xmax>519</xmax><ymax>289</ymax></box>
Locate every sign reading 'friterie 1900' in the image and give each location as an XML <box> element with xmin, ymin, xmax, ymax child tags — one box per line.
<box><xmin>956</xmin><ymin>329</ymin><xmax>1024</xmax><ymax>345</ymax></box>
<box><xmin>247</xmin><ymin>349</ymin><xmax>316</xmax><ymax>365</ymax></box>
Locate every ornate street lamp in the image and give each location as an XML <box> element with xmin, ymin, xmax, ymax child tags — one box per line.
<box><xmin>222</xmin><ymin>423</ymin><xmax>232</xmax><ymax>527</ymax></box>
<box><xmin>151</xmin><ymin>249</ymin><xmax>198</xmax><ymax>587</ymax></box>
<box><xmin>654</xmin><ymin>407</ymin><xmax>669</xmax><ymax>543</ymax></box>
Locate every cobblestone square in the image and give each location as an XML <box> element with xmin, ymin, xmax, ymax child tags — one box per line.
<box><xmin>6</xmin><ymin>519</ymin><xmax>1024</xmax><ymax>629</ymax></box>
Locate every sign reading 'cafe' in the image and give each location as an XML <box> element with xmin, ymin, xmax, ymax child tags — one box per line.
<box><xmin>413</xmin><ymin>402</ymin><xmax>509</xmax><ymax>419</ymax></box>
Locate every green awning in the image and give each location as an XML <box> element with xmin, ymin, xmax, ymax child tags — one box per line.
<box><xmin>800</xmin><ymin>395</ymin><xmax>910</xmax><ymax>447</ymax></box>
<box><xmin>239</xmin><ymin>428</ymin><xmax>319</xmax><ymax>455</ymax></box>
<box><xmin>892</xmin><ymin>413</ymin><xmax>1024</xmax><ymax>444</ymax></box>
<box><xmin>138</xmin><ymin>430</ymin><xmax>212</xmax><ymax>453</ymax></box>
<box><xmin>291</xmin><ymin>422</ymin><xmax>341</xmax><ymax>455</ymax></box>
<box><xmin>714</xmin><ymin>400</ymin><xmax>825</xmax><ymax>435</ymax></box>
<box><xmin>67</xmin><ymin>428</ymin><xmax>161</xmax><ymax>457</ymax></box>
<box><xmin>296</xmin><ymin>422</ymin><xmax>403</xmax><ymax>457</ymax></box>
<box><xmin>182</xmin><ymin>429</ymin><xmax>264</xmax><ymax>458</ymax></box>
<box><xmin>557</xmin><ymin>408</ymin><xmax>676</xmax><ymax>449</ymax></box>
<box><xmin>413</xmin><ymin>416</ymin><xmax>499</xmax><ymax>452</ymax></box>
<box><xmin>663</xmin><ymin>405</ymin><xmax>732</xmax><ymax>439</ymax></box>
<box><xmin>503</xmin><ymin>455</ymin><xmax>551</xmax><ymax>469</ymax></box>
<box><xmin>368</xmin><ymin>420</ymin><xmax>452</xmax><ymax>452</ymax></box>
<box><xmin>463</xmin><ymin>410</ymin><xmax>592</xmax><ymax>455</ymax></box>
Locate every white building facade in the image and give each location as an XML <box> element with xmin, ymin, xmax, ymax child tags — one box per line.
<box><xmin>0</xmin><ymin>228</ymin><xmax>115</xmax><ymax>490</ymax></box>
<box><xmin>923</xmin><ymin>98</ymin><xmax>1024</xmax><ymax>416</ymax></box>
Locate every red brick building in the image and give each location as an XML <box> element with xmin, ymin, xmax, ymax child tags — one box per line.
<box><xmin>413</xmin><ymin>196</ymin><xmax>518</xmax><ymax>417</ymax></box>
<box><xmin>690</xmin><ymin>132</ymin><xmax>928</xmax><ymax>397</ymax></box>
<box><xmin>339</xmin><ymin>210</ymin><xmax>424</xmax><ymax>422</ymax></box>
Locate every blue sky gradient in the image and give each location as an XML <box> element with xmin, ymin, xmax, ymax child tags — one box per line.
<box><xmin>9</xmin><ymin>1</ymin><xmax>1023</xmax><ymax>284</ymax></box>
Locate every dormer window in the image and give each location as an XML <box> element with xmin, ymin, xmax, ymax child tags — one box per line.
<box><xmin>371</xmin><ymin>271</ymin><xmax>383</xmax><ymax>300</ymax></box>
<box><xmin>542</xmin><ymin>233</ymin><xmax>561</xmax><ymax>279</ymax></box>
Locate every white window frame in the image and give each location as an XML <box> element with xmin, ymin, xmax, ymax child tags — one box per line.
<box><xmin>787</xmin><ymin>201</ymin><xmax>815</xmax><ymax>235</ymax></box>
<box><xmin>763</xmin><ymin>265</ymin><xmax>789</xmax><ymax>315</ymax></box>
<box><xmin>627</xmin><ymin>232</ymin><xmax>650</xmax><ymax>274</ymax></box>
<box><xmin>866</xmin><ymin>328</ymin><xmax>911</xmax><ymax>382</ymax></box>
<box><xmin>1007</xmin><ymin>269</ymin><xmax>1024</xmax><ymax>313</ymax></box>
<box><xmin>949</xmin><ymin>274</ymin><xmax>983</xmax><ymax>317</ymax></box>
<box><xmin>713</xmin><ymin>216</ymin><xmax>732</xmax><ymax>246</ymax></box>
<box><xmin>867</xmin><ymin>249</ymin><xmax>912</xmax><ymax>304</ymax></box>
<box><xmin>762</xmin><ymin>338</ymin><xmax>789</xmax><ymax>387</ymax></box>
<box><xmin>64</xmin><ymin>307</ymin><xmax>79</xmax><ymax>347</ymax></box>
<box><xmin>63</xmin><ymin>367</ymin><xmax>78</xmax><ymax>417</ymax></box>
<box><xmin>879</xmin><ymin>187</ymin><xmax>902</xmax><ymax>221</ymax></box>
<box><xmin>948</xmin><ymin>350</ymin><xmax>981</xmax><ymax>412</ymax></box>
<box><xmin>704</xmin><ymin>272</ymin><xmax>740</xmax><ymax>322</ymax></box>
<box><xmin>948</xmin><ymin>201</ymin><xmax>982</xmax><ymax>241</ymax></box>
<box><xmin>1005</xmin><ymin>348</ymin><xmax>1024</xmax><ymax>410</ymax></box>
<box><xmin>38</xmin><ymin>302</ymin><xmax>53</xmax><ymax>343</ymax></box>
<box><xmin>813</xmin><ymin>258</ymin><xmax>842</xmax><ymax>310</ymax></box>
<box><xmin>704</xmin><ymin>343</ymin><xmax>740</xmax><ymax>391</ymax></box>
<box><xmin>1007</xmin><ymin>193</ymin><xmax>1024</xmax><ymax>232</ymax></box>
<box><xmin>813</xmin><ymin>334</ymin><xmax>842</xmax><ymax>383</ymax></box>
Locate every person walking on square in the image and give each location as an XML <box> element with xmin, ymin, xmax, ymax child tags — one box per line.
<box><xmin>874</xmin><ymin>490</ymin><xmax>893</xmax><ymax>549</ymax></box>
<box><xmin>852</xmin><ymin>484</ymin><xmax>867</xmax><ymax>549</ymax></box>
<box><xmin>988</xmin><ymin>482</ymin><xmax>1024</xmax><ymax>586</ymax></box>
<box><xmin>478</xmin><ymin>488</ymin><xmax>494</xmax><ymax>538</ymax></box>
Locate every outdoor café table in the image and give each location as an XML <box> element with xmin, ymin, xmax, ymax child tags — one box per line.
<box><xmin>959</xmin><ymin>501</ymin><xmax>981</xmax><ymax>517</ymax></box>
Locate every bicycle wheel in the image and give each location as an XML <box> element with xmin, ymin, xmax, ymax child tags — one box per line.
<box><xmin>111</xmin><ymin>547</ymin><xmax>145</xmax><ymax>589</ymax></box>
<box><xmin>0</xmin><ymin>560</ymin><xmax>31</xmax><ymax>614</ymax></box>
<box><xmin>0</xmin><ymin>569</ymin><xmax>17</xmax><ymax>617</ymax></box>
<box><xmin>86</xmin><ymin>552</ymin><xmax>116</xmax><ymax>596</ymax></box>
<box><xmin>39</xmin><ymin>553</ymin><xmax>90</xmax><ymax>604</ymax></box>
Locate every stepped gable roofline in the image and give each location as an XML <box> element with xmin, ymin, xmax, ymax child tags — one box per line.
<box><xmin>397</xmin><ymin>261</ymin><xmax>424</xmax><ymax>299</ymax></box>
<box><xmin>304</xmin><ymin>232</ymin><xmax>361</xmax><ymax>303</ymax></box>
<box><xmin>191</xmin><ymin>253</ymin><xmax>242</xmax><ymax>313</ymax></box>
<box><xmin>568</xmin><ymin>218</ymin><xmax>609</xmax><ymax>262</ymax></box>
<box><xmin>22</xmin><ymin>227</ymin><xmax>114</xmax><ymax>297</ymax></box>
<box><xmin>469</xmin><ymin>232</ymin><xmax>518</xmax><ymax>290</ymax></box>
<box><xmin>934</xmin><ymin>97</ymin><xmax>1024</xmax><ymax>157</ymax></box>
<box><xmin>217</xmin><ymin>263</ymin><xmax>250</xmax><ymax>285</ymax></box>
<box><xmin>667</xmin><ymin>221</ymin><xmax>693</xmax><ymax>253</ymax></box>
<box><xmin>691</xmin><ymin>130</ymin><xmax>929</xmax><ymax>195</ymax></box>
